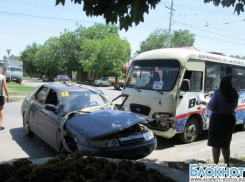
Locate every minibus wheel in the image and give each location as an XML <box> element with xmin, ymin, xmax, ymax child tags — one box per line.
<box><xmin>178</xmin><ymin>117</ymin><xmax>199</xmax><ymax>143</ymax></box>
<box><xmin>238</xmin><ymin>120</ymin><xmax>245</xmax><ymax>131</ymax></box>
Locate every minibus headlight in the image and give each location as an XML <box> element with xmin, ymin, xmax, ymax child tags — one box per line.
<box><xmin>153</xmin><ymin>113</ymin><xmax>171</xmax><ymax>121</ymax></box>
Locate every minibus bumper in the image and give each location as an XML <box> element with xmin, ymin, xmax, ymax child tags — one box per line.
<box><xmin>151</xmin><ymin>128</ymin><xmax>176</xmax><ymax>138</ymax></box>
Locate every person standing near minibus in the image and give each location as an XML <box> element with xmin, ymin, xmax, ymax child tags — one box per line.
<box><xmin>201</xmin><ymin>75</ymin><xmax>238</xmax><ymax>167</ymax></box>
<box><xmin>0</xmin><ymin>66</ymin><xmax>10</xmax><ymax>130</ymax></box>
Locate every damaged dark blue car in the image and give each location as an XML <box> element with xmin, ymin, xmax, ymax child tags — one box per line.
<box><xmin>21</xmin><ymin>83</ymin><xmax>157</xmax><ymax>159</ymax></box>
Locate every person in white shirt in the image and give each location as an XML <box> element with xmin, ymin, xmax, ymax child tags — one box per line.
<box><xmin>0</xmin><ymin>67</ymin><xmax>10</xmax><ymax>130</ymax></box>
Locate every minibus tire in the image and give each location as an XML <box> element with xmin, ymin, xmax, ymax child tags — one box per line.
<box><xmin>238</xmin><ymin>120</ymin><xmax>245</xmax><ymax>131</ymax></box>
<box><xmin>99</xmin><ymin>83</ymin><xmax>103</xmax><ymax>87</ymax></box>
<box><xmin>178</xmin><ymin>117</ymin><xmax>199</xmax><ymax>143</ymax></box>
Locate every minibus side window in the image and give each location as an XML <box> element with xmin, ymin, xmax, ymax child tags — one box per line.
<box><xmin>233</xmin><ymin>67</ymin><xmax>245</xmax><ymax>90</ymax></box>
<box><xmin>205</xmin><ymin>63</ymin><xmax>226</xmax><ymax>91</ymax></box>
<box><xmin>183</xmin><ymin>71</ymin><xmax>203</xmax><ymax>91</ymax></box>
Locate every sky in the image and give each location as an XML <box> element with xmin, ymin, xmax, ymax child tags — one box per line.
<box><xmin>1</xmin><ymin>0</ymin><xmax>245</xmax><ymax>59</ymax></box>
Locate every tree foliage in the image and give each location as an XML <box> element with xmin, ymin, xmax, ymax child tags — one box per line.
<box><xmin>79</xmin><ymin>24</ymin><xmax>131</xmax><ymax>78</ymax></box>
<box><xmin>170</xmin><ymin>29</ymin><xmax>195</xmax><ymax>48</ymax></box>
<box><xmin>20</xmin><ymin>24</ymin><xmax>131</xmax><ymax>79</ymax></box>
<box><xmin>55</xmin><ymin>0</ymin><xmax>244</xmax><ymax>30</ymax></box>
<box><xmin>55</xmin><ymin>0</ymin><xmax>160</xmax><ymax>31</ymax></box>
<box><xmin>136</xmin><ymin>29</ymin><xmax>195</xmax><ymax>55</ymax></box>
<box><xmin>20</xmin><ymin>42</ymin><xmax>39</xmax><ymax>77</ymax></box>
<box><xmin>204</xmin><ymin>0</ymin><xmax>244</xmax><ymax>15</ymax></box>
<box><xmin>230</xmin><ymin>55</ymin><xmax>245</xmax><ymax>59</ymax></box>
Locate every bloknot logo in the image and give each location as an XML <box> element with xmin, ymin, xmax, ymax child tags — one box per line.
<box><xmin>189</xmin><ymin>163</ymin><xmax>245</xmax><ymax>181</ymax></box>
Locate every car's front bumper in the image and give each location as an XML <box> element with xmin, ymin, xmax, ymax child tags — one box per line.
<box><xmin>76</xmin><ymin>138</ymin><xmax>157</xmax><ymax>159</ymax></box>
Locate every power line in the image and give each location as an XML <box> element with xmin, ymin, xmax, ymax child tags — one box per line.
<box><xmin>159</xmin><ymin>2</ymin><xmax>243</xmax><ymax>17</ymax></box>
<box><xmin>0</xmin><ymin>0</ymin><xmax>83</xmax><ymax>12</ymax></box>
<box><xmin>0</xmin><ymin>10</ymin><xmax>99</xmax><ymax>24</ymax></box>
<box><xmin>174</xmin><ymin>21</ymin><xmax>245</xmax><ymax>42</ymax></box>
<box><xmin>195</xmin><ymin>34</ymin><xmax>245</xmax><ymax>47</ymax></box>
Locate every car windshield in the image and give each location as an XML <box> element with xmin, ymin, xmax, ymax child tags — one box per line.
<box><xmin>125</xmin><ymin>59</ymin><xmax>180</xmax><ymax>91</ymax></box>
<box><xmin>61</xmin><ymin>90</ymin><xmax>109</xmax><ymax>115</ymax></box>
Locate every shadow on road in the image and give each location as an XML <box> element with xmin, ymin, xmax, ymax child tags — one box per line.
<box><xmin>9</xmin><ymin>127</ymin><xmax>58</xmax><ymax>159</ymax></box>
<box><xmin>155</xmin><ymin>130</ymin><xmax>209</xmax><ymax>150</ymax></box>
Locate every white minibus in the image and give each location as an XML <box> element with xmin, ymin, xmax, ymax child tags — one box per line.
<box><xmin>122</xmin><ymin>48</ymin><xmax>245</xmax><ymax>143</ymax></box>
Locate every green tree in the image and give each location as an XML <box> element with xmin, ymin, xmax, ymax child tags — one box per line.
<box><xmin>78</xmin><ymin>24</ymin><xmax>131</xmax><ymax>78</ymax></box>
<box><xmin>35</xmin><ymin>37</ymin><xmax>64</xmax><ymax>79</ymax></box>
<box><xmin>20</xmin><ymin>42</ymin><xmax>39</xmax><ymax>77</ymax></box>
<box><xmin>59</xmin><ymin>29</ymin><xmax>81</xmax><ymax>74</ymax></box>
<box><xmin>170</xmin><ymin>29</ymin><xmax>195</xmax><ymax>48</ymax></box>
<box><xmin>230</xmin><ymin>55</ymin><xmax>245</xmax><ymax>59</ymax></box>
<box><xmin>136</xmin><ymin>29</ymin><xmax>195</xmax><ymax>55</ymax></box>
<box><xmin>56</xmin><ymin>0</ymin><xmax>244</xmax><ymax>30</ymax></box>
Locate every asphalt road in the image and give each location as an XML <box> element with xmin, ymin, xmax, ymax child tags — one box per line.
<box><xmin>1</xmin><ymin>79</ymin><xmax>245</xmax><ymax>164</ymax></box>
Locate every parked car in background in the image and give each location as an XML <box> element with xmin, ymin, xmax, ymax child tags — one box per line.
<box><xmin>21</xmin><ymin>83</ymin><xmax>157</xmax><ymax>159</ymax></box>
<box><xmin>54</xmin><ymin>75</ymin><xmax>71</xmax><ymax>82</ymax></box>
<box><xmin>94</xmin><ymin>77</ymin><xmax>111</xmax><ymax>87</ymax></box>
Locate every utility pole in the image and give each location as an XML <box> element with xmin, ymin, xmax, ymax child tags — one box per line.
<box><xmin>167</xmin><ymin>0</ymin><xmax>174</xmax><ymax>48</ymax></box>
<box><xmin>6</xmin><ymin>49</ymin><xmax>11</xmax><ymax>82</ymax></box>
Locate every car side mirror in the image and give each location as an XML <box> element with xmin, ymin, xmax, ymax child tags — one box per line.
<box><xmin>181</xmin><ymin>79</ymin><xmax>190</xmax><ymax>92</ymax></box>
<box><xmin>45</xmin><ymin>104</ymin><xmax>56</xmax><ymax>112</ymax></box>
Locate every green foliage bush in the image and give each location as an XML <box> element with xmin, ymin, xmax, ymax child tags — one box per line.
<box><xmin>0</xmin><ymin>153</ymin><xmax>175</xmax><ymax>182</ymax></box>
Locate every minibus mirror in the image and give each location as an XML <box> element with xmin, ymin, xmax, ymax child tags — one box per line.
<box><xmin>181</xmin><ymin>79</ymin><xmax>190</xmax><ymax>92</ymax></box>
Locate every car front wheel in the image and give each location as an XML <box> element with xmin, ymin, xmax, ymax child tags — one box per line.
<box><xmin>99</xmin><ymin>83</ymin><xmax>103</xmax><ymax>87</ymax></box>
<box><xmin>60</xmin><ymin>141</ymin><xmax>78</xmax><ymax>155</ymax></box>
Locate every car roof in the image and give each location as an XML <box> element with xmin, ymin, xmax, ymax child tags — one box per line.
<box><xmin>43</xmin><ymin>83</ymin><xmax>93</xmax><ymax>92</ymax></box>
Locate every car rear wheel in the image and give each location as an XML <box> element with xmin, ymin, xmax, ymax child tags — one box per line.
<box><xmin>99</xmin><ymin>83</ymin><xmax>103</xmax><ymax>87</ymax></box>
<box><xmin>60</xmin><ymin>141</ymin><xmax>78</xmax><ymax>155</ymax></box>
<box><xmin>178</xmin><ymin>117</ymin><xmax>199</xmax><ymax>143</ymax></box>
<box><xmin>23</xmin><ymin>113</ymin><xmax>33</xmax><ymax>137</ymax></box>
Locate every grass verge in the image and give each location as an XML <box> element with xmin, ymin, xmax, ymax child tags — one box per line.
<box><xmin>7</xmin><ymin>82</ymin><xmax>35</xmax><ymax>102</ymax></box>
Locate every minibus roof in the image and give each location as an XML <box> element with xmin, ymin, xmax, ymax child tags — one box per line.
<box><xmin>134</xmin><ymin>48</ymin><xmax>245</xmax><ymax>67</ymax></box>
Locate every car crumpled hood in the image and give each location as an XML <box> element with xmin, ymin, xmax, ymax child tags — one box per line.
<box><xmin>65</xmin><ymin>109</ymin><xmax>146</xmax><ymax>139</ymax></box>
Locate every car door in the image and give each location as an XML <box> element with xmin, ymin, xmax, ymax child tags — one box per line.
<box><xmin>29</xmin><ymin>87</ymin><xmax>49</xmax><ymax>134</ymax></box>
<box><xmin>38</xmin><ymin>88</ymin><xmax>61</xmax><ymax>151</ymax></box>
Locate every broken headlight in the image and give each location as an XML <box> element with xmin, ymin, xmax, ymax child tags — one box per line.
<box><xmin>90</xmin><ymin>139</ymin><xmax>120</xmax><ymax>148</ymax></box>
<box><xmin>143</xmin><ymin>130</ymin><xmax>154</xmax><ymax>141</ymax></box>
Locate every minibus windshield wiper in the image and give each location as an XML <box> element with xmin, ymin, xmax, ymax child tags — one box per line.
<box><xmin>152</xmin><ymin>89</ymin><xmax>164</xmax><ymax>95</ymax></box>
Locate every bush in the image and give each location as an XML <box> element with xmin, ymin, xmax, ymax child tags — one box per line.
<box><xmin>0</xmin><ymin>153</ymin><xmax>175</xmax><ymax>182</ymax></box>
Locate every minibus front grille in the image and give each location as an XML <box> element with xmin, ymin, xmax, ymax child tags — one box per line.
<box><xmin>130</xmin><ymin>104</ymin><xmax>151</xmax><ymax>116</ymax></box>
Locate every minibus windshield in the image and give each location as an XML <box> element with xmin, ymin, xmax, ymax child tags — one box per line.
<box><xmin>126</xmin><ymin>59</ymin><xmax>180</xmax><ymax>91</ymax></box>
<box><xmin>8</xmin><ymin>67</ymin><xmax>23</xmax><ymax>72</ymax></box>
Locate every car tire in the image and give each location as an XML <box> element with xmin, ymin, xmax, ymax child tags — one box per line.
<box><xmin>99</xmin><ymin>83</ymin><xmax>103</xmax><ymax>87</ymax></box>
<box><xmin>178</xmin><ymin>117</ymin><xmax>199</xmax><ymax>143</ymax></box>
<box><xmin>23</xmin><ymin>113</ymin><xmax>33</xmax><ymax>137</ymax></box>
<box><xmin>60</xmin><ymin>141</ymin><xmax>78</xmax><ymax>155</ymax></box>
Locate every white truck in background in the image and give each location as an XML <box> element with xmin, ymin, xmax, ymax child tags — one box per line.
<box><xmin>0</xmin><ymin>60</ymin><xmax>23</xmax><ymax>84</ymax></box>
